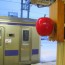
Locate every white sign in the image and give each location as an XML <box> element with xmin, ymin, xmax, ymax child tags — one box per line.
<box><xmin>5</xmin><ymin>39</ymin><xmax>12</xmax><ymax>43</ymax></box>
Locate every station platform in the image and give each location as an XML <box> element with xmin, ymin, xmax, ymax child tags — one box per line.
<box><xmin>32</xmin><ymin>62</ymin><xmax>56</xmax><ymax>65</ymax></box>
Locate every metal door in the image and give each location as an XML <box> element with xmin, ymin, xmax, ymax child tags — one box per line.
<box><xmin>0</xmin><ymin>27</ymin><xmax>5</xmax><ymax>65</ymax></box>
<box><xmin>20</xmin><ymin>26</ymin><xmax>31</xmax><ymax>62</ymax></box>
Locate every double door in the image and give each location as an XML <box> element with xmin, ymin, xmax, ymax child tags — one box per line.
<box><xmin>0</xmin><ymin>26</ymin><xmax>32</xmax><ymax>65</ymax></box>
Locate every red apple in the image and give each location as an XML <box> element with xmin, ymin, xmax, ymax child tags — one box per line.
<box><xmin>36</xmin><ymin>17</ymin><xmax>54</xmax><ymax>36</ymax></box>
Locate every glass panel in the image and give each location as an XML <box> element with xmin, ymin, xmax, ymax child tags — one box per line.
<box><xmin>23</xmin><ymin>30</ymin><xmax>29</xmax><ymax>41</ymax></box>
